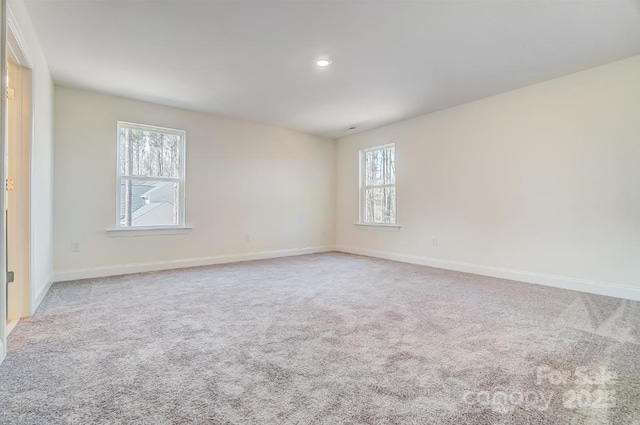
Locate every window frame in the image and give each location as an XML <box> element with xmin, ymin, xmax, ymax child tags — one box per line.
<box><xmin>115</xmin><ymin>121</ymin><xmax>187</xmax><ymax>230</ymax></box>
<box><xmin>358</xmin><ymin>143</ymin><xmax>398</xmax><ymax>226</ymax></box>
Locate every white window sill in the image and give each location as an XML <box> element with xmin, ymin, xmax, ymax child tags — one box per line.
<box><xmin>106</xmin><ymin>226</ymin><xmax>193</xmax><ymax>237</ymax></box>
<box><xmin>354</xmin><ymin>223</ymin><xmax>402</xmax><ymax>231</ymax></box>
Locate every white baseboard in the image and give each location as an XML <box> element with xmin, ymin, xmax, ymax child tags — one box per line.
<box><xmin>6</xmin><ymin>319</ymin><xmax>20</xmax><ymax>335</ymax></box>
<box><xmin>336</xmin><ymin>245</ymin><xmax>640</xmax><ymax>302</ymax></box>
<box><xmin>53</xmin><ymin>245</ymin><xmax>334</xmax><ymax>282</ymax></box>
<box><xmin>32</xmin><ymin>276</ymin><xmax>54</xmax><ymax>314</ymax></box>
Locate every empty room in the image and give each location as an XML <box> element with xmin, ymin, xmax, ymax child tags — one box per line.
<box><xmin>1</xmin><ymin>0</ymin><xmax>639</xmax><ymax>423</ymax></box>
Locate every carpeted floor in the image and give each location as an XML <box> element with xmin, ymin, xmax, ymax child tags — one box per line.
<box><xmin>1</xmin><ymin>252</ymin><xmax>639</xmax><ymax>424</ymax></box>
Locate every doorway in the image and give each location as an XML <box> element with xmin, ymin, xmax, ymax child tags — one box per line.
<box><xmin>5</xmin><ymin>21</ymin><xmax>32</xmax><ymax>334</ymax></box>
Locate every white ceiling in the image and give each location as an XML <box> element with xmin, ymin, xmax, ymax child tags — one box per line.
<box><xmin>23</xmin><ymin>0</ymin><xmax>640</xmax><ymax>138</ymax></box>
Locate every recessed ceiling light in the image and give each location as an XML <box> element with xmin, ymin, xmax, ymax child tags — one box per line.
<box><xmin>316</xmin><ymin>59</ymin><xmax>332</xmax><ymax>67</ymax></box>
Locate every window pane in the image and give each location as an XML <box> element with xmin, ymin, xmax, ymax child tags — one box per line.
<box><xmin>120</xmin><ymin>179</ymin><xmax>180</xmax><ymax>227</ymax></box>
<box><xmin>365</xmin><ymin>187</ymin><xmax>396</xmax><ymax>224</ymax></box>
<box><xmin>364</xmin><ymin>146</ymin><xmax>395</xmax><ymax>186</ymax></box>
<box><xmin>119</xmin><ymin>126</ymin><xmax>181</xmax><ymax>178</ymax></box>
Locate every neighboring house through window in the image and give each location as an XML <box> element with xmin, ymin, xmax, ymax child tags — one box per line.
<box><xmin>359</xmin><ymin>143</ymin><xmax>396</xmax><ymax>224</ymax></box>
<box><xmin>117</xmin><ymin>122</ymin><xmax>186</xmax><ymax>228</ymax></box>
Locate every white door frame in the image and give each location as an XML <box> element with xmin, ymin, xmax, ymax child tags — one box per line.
<box><xmin>0</xmin><ymin>0</ymin><xmax>8</xmax><ymax>365</ymax></box>
<box><xmin>6</xmin><ymin>6</ymin><xmax>33</xmax><ymax>322</ymax></box>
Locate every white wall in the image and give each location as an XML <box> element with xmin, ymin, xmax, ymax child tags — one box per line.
<box><xmin>54</xmin><ymin>86</ymin><xmax>335</xmax><ymax>279</ymax></box>
<box><xmin>336</xmin><ymin>55</ymin><xmax>640</xmax><ymax>297</ymax></box>
<box><xmin>8</xmin><ymin>0</ymin><xmax>55</xmax><ymax>312</ymax></box>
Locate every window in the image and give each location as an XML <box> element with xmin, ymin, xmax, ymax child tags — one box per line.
<box><xmin>117</xmin><ymin>122</ymin><xmax>186</xmax><ymax>228</ymax></box>
<box><xmin>359</xmin><ymin>143</ymin><xmax>396</xmax><ymax>224</ymax></box>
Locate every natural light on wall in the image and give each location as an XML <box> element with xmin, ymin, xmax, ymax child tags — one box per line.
<box><xmin>117</xmin><ymin>122</ymin><xmax>186</xmax><ymax>228</ymax></box>
<box><xmin>359</xmin><ymin>144</ymin><xmax>396</xmax><ymax>224</ymax></box>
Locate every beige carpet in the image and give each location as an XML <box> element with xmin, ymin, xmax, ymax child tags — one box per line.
<box><xmin>1</xmin><ymin>252</ymin><xmax>639</xmax><ymax>424</ymax></box>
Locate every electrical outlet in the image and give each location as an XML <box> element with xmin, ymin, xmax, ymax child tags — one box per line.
<box><xmin>244</xmin><ymin>233</ymin><xmax>251</xmax><ymax>242</ymax></box>
<box><xmin>431</xmin><ymin>236</ymin><xmax>438</xmax><ymax>246</ymax></box>
<box><xmin>71</xmin><ymin>241</ymin><xmax>81</xmax><ymax>252</ymax></box>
